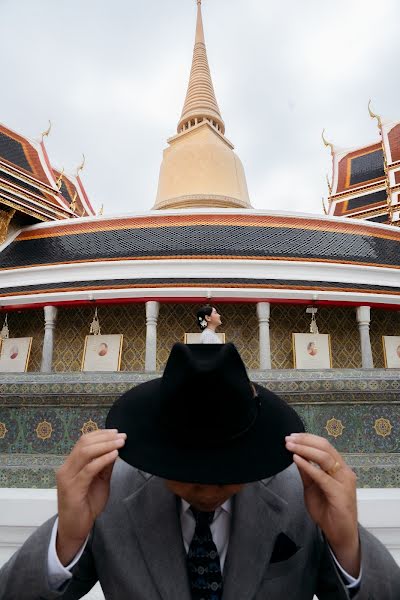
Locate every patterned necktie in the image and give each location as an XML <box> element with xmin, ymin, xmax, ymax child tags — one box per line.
<box><xmin>186</xmin><ymin>507</ymin><xmax>223</xmax><ymax>600</ymax></box>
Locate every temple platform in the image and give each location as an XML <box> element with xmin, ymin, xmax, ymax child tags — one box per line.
<box><xmin>0</xmin><ymin>369</ymin><xmax>399</xmax><ymax>488</ymax></box>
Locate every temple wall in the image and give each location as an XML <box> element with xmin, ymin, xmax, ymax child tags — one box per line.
<box><xmin>370</xmin><ymin>307</ymin><xmax>400</xmax><ymax>368</ymax></box>
<box><xmin>0</xmin><ymin>369</ymin><xmax>399</xmax><ymax>488</ymax></box>
<box><xmin>2</xmin><ymin>303</ymin><xmax>400</xmax><ymax>371</ymax></box>
<box><xmin>157</xmin><ymin>303</ymin><xmax>259</xmax><ymax>370</ymax></box>
<box><xmin>6</xmin><ymin>309</ymin><xmax>43</xmax><ymax>372</ymax></box>
<box><xmin>53</xmin><ymin>305</ymin><xmax>146</xmax><ymax>372</ymax></box>
<box><xmin>270</xmin><ymin>305</ymin><xmax>363</xmax><ymax>369</ymax></box>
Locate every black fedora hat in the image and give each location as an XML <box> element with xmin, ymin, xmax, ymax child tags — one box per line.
<box><xmin>106</xmin><ymin>343</ymin><xmax>304</xmax><ymax>484</ymax></box>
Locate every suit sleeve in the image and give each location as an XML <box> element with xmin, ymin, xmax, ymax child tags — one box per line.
<box><xmin>0</xmin><ymin>515</ymin><xmax>98</xmax><ymax>600</ymax></box>
<box><xmin>316</xmin><ymin>524</ymin><xmax>400</xmax><ymax>600</ymax></box>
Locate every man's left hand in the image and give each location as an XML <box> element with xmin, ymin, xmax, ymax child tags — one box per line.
<box><xmin>285</xmin><ymin>433</ymin><xmax>360</xmax><ymax>578</ymax></box>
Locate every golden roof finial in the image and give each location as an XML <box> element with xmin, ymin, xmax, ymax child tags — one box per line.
<box><xmin>368</xmin><ymin>99</ymin><xmax>382</xmax><ymax>128</ymax></box>
<box><xmin>56</xmin><ymin>167</ymin><xmax>64</xmax><ymax>190</ymax></box>
<box><xmin>76</xmin><ymin>154</ymin><xmax>86</xmax><ymax>177</ymax></box>
<box><xmin>69</xmin><ymin>191</ymin><xmax>77</xmax><ymax>212</ymax></box>
<box><xmin>321</xmin><ymin>129</ymin><xmax>334</xmax><ymax>153</ymax></box>
<box><xmin>98</xmin><ymin>204</ymin><xmax>104</xmax><ymax>216</ymax></box>
<box><xmin>41</xmin><ymin>120</ymin><xmax>52</xmax><ymax>141</ymax></box>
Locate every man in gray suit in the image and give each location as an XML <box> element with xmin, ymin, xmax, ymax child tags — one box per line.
<box><xmin>1</xmin><ymin>343</ymin><xmax>399</xmax><ymax>599</ymax></box>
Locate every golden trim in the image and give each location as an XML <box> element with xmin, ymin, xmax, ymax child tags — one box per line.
<box><xmin>325</xmin><ymin>418</ymin><xmax>345</xmax><ymax>438</ymax></box>
<box><xmin>118</xmin><ymin>334</ymin><xmax>123</xmax><ymax>371</ymax></box>
<box><xmin>373</xmin><ymin>417</ymin><xmax>393</xmax><ymax>437</ymax></box>
<box><xmin>0</xmin><ymin>422</ymin><xmax>8</xmax><ymax>439</ymax></box>
<box><xmin>24</xmin><ymin>337</ymin><xmax>32</xmax><ymax>371</ymax></box>
<box><xmin>80</xmin><ymin>419</ymin><xmax>99</xmax><ymax>435</ymax></box>
<box><xmin>35</xmin><ymin>420</ymin><xmax>53</xmax><ymax>440</ymax></box>
<box><xmin>80</xmin><ymin>334</ymin><xmax>89</xmax><ymax>371</ymax></box>
<box><xmin>0</xmin><ymin>208</ymin><xmax>15</xmax><ymax>244</ymax></box>
<box><xmin>382</xmin><ymin>335</ymin><xmax>388</xmax><ymax>368</ymax></box>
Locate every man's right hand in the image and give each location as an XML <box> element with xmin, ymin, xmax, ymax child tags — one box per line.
<box><xmin>55</xmin><ymin>429</ymin><xmax>126</xmax><ymax>566</ymax></box>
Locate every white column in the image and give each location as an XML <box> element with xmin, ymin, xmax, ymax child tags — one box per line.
<box><xmin>145</xmin><ymin>301</ymin><xmax>160</xmax><ymax>372</ymax></box>
<box><xmin>356</xmin><ymin>306</ymin><xmax>374</xmax><ymax>368</ymax></box>
<box><xmin>40</xmin><ymin>306</ymin><xmax>57</xmax><ymax>373</ymax></box>
<box><xmin>256</xmin><ymin>302</ymin><xmax>271</xmax><ymax>370</ymax></box>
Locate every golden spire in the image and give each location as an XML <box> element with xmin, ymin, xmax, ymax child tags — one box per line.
<box><xmin>177</xmin><ymin>0</ymin><xmax>225</xmax><ymax>134</ymax></box>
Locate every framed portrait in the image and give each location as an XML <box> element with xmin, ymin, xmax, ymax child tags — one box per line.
<box><xmin>0</xmin><ymin>337</ymin><xmax>32</xmax><ymax>372</ymax></box>
<box><xmin>382</xmin><ymin>336</ymin><xmax>400</xmax><ymax>368</ymax></box>
<box><xmin>292</xmin><ymin>333</ymin><xmax>332</xmax><ymax>369</ymax></box>
<box><xmin>81</xmin><ymin>334</ymin><xmax>123</xmax><ymax>372</ymax></box>
<box><xmin>184</xmin><ymin>332</ymin><xmax>226</xmax><ymax>343</ymax></box>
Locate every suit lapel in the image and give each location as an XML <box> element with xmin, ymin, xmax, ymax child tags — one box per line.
<box><xmin>123</xmin><ymin>476</ymin><xmax>191</xmax><ymax>600</ymax></box>
<box><xmin>222</xmin><ymin>480</ymin><xmax>289</xmax><ymax>600</ymax></box>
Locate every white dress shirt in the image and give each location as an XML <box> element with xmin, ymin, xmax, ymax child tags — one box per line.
<box><xmin>48</xmin><ymin>498</ymin><xmax>361</xmax><ymax>590</ymax></box>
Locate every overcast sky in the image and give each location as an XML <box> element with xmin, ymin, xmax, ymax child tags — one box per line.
<box><xmin>2</xmin><ymin>0</ymin><xmax>399</xmax><ymax>216</ymax></box>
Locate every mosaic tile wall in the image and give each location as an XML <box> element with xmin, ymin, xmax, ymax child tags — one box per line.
<box><xmin>0</xmin><ymin>370</ymin><xmax>399</xmax><ymax>488</ymax></box>
<box><xmin>2</xmin><ymin>303</ymin><xmax>400</xmax><ymax>372</ymax></box>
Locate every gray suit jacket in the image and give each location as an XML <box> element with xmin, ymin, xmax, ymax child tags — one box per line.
<box><xmin>1</xmin><ymin>460</ymin><xmax>399</xmax><ymax>599</ymax></box>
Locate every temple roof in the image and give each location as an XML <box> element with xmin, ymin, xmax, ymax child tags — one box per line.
<box><xmin>0</xmin><ymin>123</ymin><xmax>95</xmax><ymax>225</ymax></box>
<box><xmin>52</xmin><ymin>168</ymin><xmax>95</xmax><ymax>218</ymax></box>
<box><xmin>325</xmin><ymin>115</ymin><xmax>400</xmax><ymax>226</ymax></box>
<box><xmin>0</xmin><ymin>210</ymin><xmax>399</xmax><ymax>307</ymax></box>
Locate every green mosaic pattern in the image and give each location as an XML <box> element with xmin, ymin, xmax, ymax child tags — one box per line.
<box><xmin>0</xmin><ymin>370</ymin><xmax>399</xmax><ymax>488</ymax></box>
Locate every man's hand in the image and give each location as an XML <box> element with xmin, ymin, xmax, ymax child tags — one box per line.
<box><xmin>285</xmin><ymin>433</ymin><xmax>360</xmax><ymax>577</ymax></box>
<box><xmin>56</xmin><ymin>429</ymin><xmax>126</xmax><ymax>566</ymax></box>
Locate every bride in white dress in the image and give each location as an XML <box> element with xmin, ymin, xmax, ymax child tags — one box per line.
<box><xmin>196</xmin><ymin>305</ymin><xmax>223</xmax><ymax>344</ymax></box>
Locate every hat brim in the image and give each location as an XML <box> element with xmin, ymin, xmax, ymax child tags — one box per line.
<box><xmin>106</xmin><ymin>379</ymin><xmax>304</xmax><ymax>485</ymax></box>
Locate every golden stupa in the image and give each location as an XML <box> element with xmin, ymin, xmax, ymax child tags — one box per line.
<box><xmin>153</xmin><ymin>0</ymin><xmax>251</xmax><ymax>210</ymax></box>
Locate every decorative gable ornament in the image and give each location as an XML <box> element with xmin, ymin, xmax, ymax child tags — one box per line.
<box><xmin>306</xmin><ymin>307</ymin><xmax>319</xmax><ymax>335</ymax></box>
<box><xmin>0</xmin><ymin>314</ymin><xmax>9</xmax><ymax>341</ymax></box>
<box><xmin>89</xmin><ymin>307</ymin><xmax>101</xmax><ymax>335</ymax></box>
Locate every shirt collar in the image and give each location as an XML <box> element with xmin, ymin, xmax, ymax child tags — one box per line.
<box><xmin>181</xmin><ymin>497</ymin><xmax>232</xmax><ymax>516</ymax></box>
